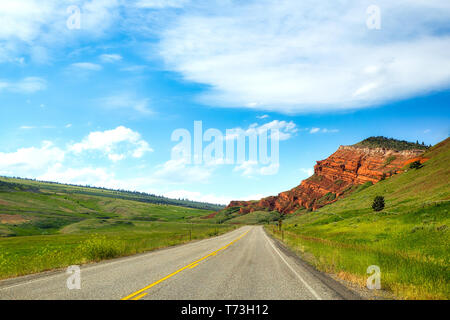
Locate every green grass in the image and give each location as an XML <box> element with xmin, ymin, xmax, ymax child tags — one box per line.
<box><xmin>0</xmin><ymin>221</ymin><xmax>236</xmax><ymax>279</ymax></box>
<box><xmin>0</xmin><ymin>176</ymin><xmax>224</xmax><ymax>211</ymax></box>
<box><xmin>266</xmin><ymin>138</ymin><xmax>450</xmax><ymax>300</ymax></box>
<box><xmin>223</xmin><ymin>210</ymin><xmax>281</xmax><ymax>225</ymax></box>
<box><xmin>0</xmin><ymin>177</ymin><xmax>234</xmax><ymax>279</ymax></box>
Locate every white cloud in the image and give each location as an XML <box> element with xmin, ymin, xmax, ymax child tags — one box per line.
<box><xmin>98</xmin><ymin>93</ymin><xmax>153</xmax><ymax>114</ymax></box>
<box><xmin>309</xmin><ymin>127</ymin><xmax>339</xmax><ymax>134</ymax></box>
<box><xmin>152</xmin><ymin>158</ymin><xmax>212</xmax><ymax>184</ymax></box>
<box><xmin>256</xmin><ymin>114</ymin><xmax>269</xmax><ymax>119</ymax></box>
<box><xmin>0</xmin><ymin>0</ymin><xmax>122</xmax><ymax>63</ymax></box>
<box><xmin>163</xmin><ymin>189</ymin><xmax>267</xmax><ymax>205</ymax></box>
<box><xmin>99</xmin><ymin>53</ymin><xmax>122</xmax><ymax>63</ymax></box>
<box><xmin>227</xmin><ymin>120</ymin><xmax>297</xmax><ymax>141</ymax></box>
<box><xmin>37</xmin><ymin>164</ymin><xmax>115</xmax><ymax>187</ymax></box>
<box><xmin>0</xmin><ymin>77</ymin><xmax>46</xmax><ymax>94</ymax></box>
<box><xmin>158</xmin><ymin>0</ymin><xmax>450</xmax><ymax>113</ymax></box>
<box><xmin>0</xmin><ymin>141</ymin><xmax>64</xmax><ymax>174</ymax></box>
<box><xmin>135</xmin><ymin>0</ymin><xmax>189</xmax><ymax>9</ymax></box>
<box><xmin>69</xmin><ymin>126</ymin><xmax>153</xmax><ymax>161</ymax></box>
<box><xmin>299</xmin><ymin>168</ymin><xmax>314</xmax><ymax>177</ymax></box>
<box><xmin>163</xmin><ymin>190</ymin><xmax>228</xmax><ymax>205</ymax></box>
<box><xmin>70</xmin><ymin>62</ymin><xmax>103</xmax><ymax>71</ymax></box>
<box><xmin>233</xmin><ymin>160</ymin><xmax>279</xmax><ymax>177</ymax></box>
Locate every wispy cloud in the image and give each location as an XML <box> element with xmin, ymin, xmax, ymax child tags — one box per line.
<box><xmin>98</xmin><ymin>93</ymin><xmax>153</xmax><ymax>115</ymax></box>
<box><xmin>158</xmin><ymin>0</ymin><xmax>450</xmax><ymax>113</ymax></box>
<box><xmin>70</xmin><ymin>62</ymin><xmax>103</xmax><ymax>71</ymax></box>
<box><xmin>309</xmin><ymin>127</ymin><xmax>339</xmax><ymax>134</ymax></box>
<box><xmin>227</xmin><ymin>120</ymin><xmax>298</xmax><ymax>141</ymax></box>
<box><xmin>135</xmin><ymin>0</ymin><xmax>189</xmax><ymax>9</ymax></box>
<box><xmin>0</xmin><ymin>77</ymin><xmax>46</xmax><ymax>94</ymax></box>
<box><xmin>233</xmin><ymin>161</ymin><xmax>279</xmax><ymax>178</ymax></box>
<box><xmin>99</xmin><ymin>53</ymin><xmax>122</xmax><ymax>63</ymax></box>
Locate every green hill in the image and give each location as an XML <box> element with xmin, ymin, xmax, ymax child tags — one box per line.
<box><xmin>353</xmin><ymin>136</ymin><xmax>429</xmax><ymax>151</ymax></box>
<box><xmin>0</xmin><ymin>177</ymin><xmax>233</xmax><ymax>279</ymax></box>
<box><xmin>267</xmin><ymin>137</ymin><xmax>450</xmax><ymax>299</ymax></box>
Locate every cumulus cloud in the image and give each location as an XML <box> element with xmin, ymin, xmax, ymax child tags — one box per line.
<box><xmin>152</xmin><ymin>158</ymin><xmax>212</xmax><ymax>184</ymax></box>
<box><xmin>69</xmin><ymin>126</ymin><xmax>153</xmax><ymax>161</ymax></box>
<box><xmin>37</xmin><ymin>164</ymin><xmax>115</xmax><ymax>187</ymax></box>
<box><xmin>158</xmin><ymin>0</ymin><xmax>450</xmax><ymax>113</ymax></box>
<box><xmin>233</xmin><ymin>161</ymin><xmax>279</xmax><ymax>177</ymax></box>
<box><xmin>0</xmin><ymin>141</ymin><xmax>64</xmax><ymax>175</ymax></box>
<box><xmin>299</xmin><ymin>168</ymin><xmax>314</xmax><ymax>177</ymax></box>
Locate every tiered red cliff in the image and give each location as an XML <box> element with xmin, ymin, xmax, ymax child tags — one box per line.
<box><xmin>225</xmin><ymin>144</ymin><xmax>427</xmax><ymax>215</ymax></box>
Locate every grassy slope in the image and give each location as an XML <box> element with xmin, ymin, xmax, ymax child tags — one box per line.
<box><xmin>266</xmin><ymin>138</ymin><xmax>450</xmax><ymax>299</ymax></box>
<box><xmin>0</xmin><ymin>178</ymin><xmax>235</xmax><ymax>279</ymax></box>
<box><xmin>0</xmin><ymin>176</ymin><xmax>224</xmax><ymax>211</ymax></box>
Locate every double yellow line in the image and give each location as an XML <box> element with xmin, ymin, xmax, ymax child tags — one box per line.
<box><xmin>121</xmin><ymin>230</ymin><xmax>250</xmax><ymax>300</ymax></box>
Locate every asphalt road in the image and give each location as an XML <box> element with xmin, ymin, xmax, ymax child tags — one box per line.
<box><xmin>0</xmin><ymin>226</ymin><xmax>359</xmax><ymax>300</ymax></box>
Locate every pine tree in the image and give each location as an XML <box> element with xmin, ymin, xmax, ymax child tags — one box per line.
<box><xmin>372</xmin><ymin>196</ymin><xmax>385</xmax><ymax>212</ymax></box>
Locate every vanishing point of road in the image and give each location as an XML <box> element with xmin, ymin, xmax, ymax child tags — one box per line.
<box><xmin>0</xmin><ymin>226</ymin><xmax>359</xmax><ymax>300</ymax></box>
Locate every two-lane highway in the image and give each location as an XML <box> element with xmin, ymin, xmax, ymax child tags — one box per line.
<box><xmin>0</xmin><ymin>226</ymin><xmax>358</xmax><ymax>300</ymax></box>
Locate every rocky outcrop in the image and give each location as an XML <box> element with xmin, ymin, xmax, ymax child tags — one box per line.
<box><xmin>224</xmin><ymin>144</ymin><xmax>425</xmax><ymax>214</ymax></box>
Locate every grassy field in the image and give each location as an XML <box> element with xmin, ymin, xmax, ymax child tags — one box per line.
<box><xmin>266</xmin><ymin>138</ymin><xmax>450</xmax><ymax>299</ymax></box>
<box><xmin>195</xmin><ymin>205</ymin><xmax>282</xmax><ymax>225</ymax></box>
<box><xmin>0</xmin><ymin>177</ymin><xmax>234</xmax><ymax>279</ymax></box>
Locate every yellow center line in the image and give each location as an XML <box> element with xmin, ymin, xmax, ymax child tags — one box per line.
<box><xmin>131</xmin><ymin>292</ymin><xmax>148</xmax><ymax>300</ymax></box>
<box><xmin>189</xmin><ymin>263</ymin><xmax>199</xmax><ymax>269</ymax></box>
<box><xmin>121</xmin><ymin>229</ymin><xmax>250</xmax><ymax>300</ymax></box>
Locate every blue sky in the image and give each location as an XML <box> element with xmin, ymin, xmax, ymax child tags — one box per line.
<box><xmin>0</xmin><ymin>0</ymin><xmax>449</xmax><ymax>204</ymax></box>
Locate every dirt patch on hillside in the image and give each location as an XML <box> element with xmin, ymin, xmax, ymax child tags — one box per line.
<box><xmin>0</xmin><ymin>214</ymin><xmax>30</xmax><ymax>224</ymax></box>
<box><xmin>0</xmin><ymin>199</ymin><xmax>14</xmax><ymax>206</ymax></box>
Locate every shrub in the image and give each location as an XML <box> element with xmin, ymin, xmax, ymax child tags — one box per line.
<box><xmin>372</xmin><ymin>196</ymin><xmax>385</xmax><ymax>212</ymax></box>
<box><xmin>383</xmin><ymin>155</ymin><xmax>396</xmax><ymax>167</ymax></box>
<box><xmin>78</xmin><ymin>234</ymin><xmax>124</xmax><ymax>261</ymax></box>
<box><xmin>409</xmin><ymin>160</ymin><xmax>423</xmax><ymax>169</ymax></box>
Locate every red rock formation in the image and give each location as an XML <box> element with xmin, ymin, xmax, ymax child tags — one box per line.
<box><xmin>224</xmin><ymin>145</ymin><xmax>426</xmax><ymax>215</ymax></box>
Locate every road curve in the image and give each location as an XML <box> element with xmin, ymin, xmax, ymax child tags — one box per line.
<box><xmin>0</xmin><ymin>226</ymin><xmax>359</xmax><ymax>300</ymax></box>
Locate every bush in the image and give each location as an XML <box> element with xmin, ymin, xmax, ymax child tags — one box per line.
<box><xmin>409</xmin><ymin>160</ymin><xmax>423</xmax><ymax>169</ymax></box>
<box><xmin>78</xmin><ymin>234</ymin><xmax>124</xmax><ymax>261</ymax></box>
<box><xmin>372</xmin><ymin>196</ymin><xmax>385</xmax><ymax>212</ymax></box>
